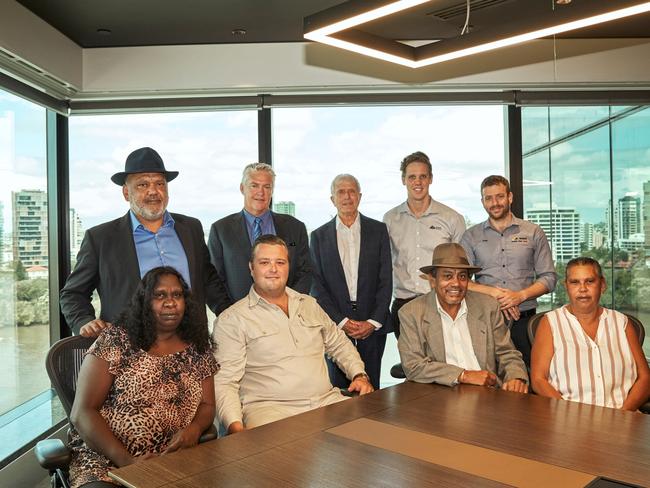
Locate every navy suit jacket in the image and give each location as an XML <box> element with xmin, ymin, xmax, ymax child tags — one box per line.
<box><xmin>60</xmin><ymin>212</ymin><xmax>232</xmax><ymax>335</ymax></box>
<box><xmin>208</xmin><ymin>210</ymin><xmax>312</xmax><ymax>302</ymax></box>
<box><xmin>309</xmin><ymin>214</ymin><xmax>393</xmax><ymax>334</ymax></box>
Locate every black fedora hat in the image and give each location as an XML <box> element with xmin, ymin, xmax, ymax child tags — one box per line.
<box><xmin>419</xmin><ymin>243</ymin><xmax>481</xmax><ymax>276</ymax></box>
<box><xmin>111</xmin><ymin>147</ymin><xmax>179</xmax><ymax>185</ymax></box>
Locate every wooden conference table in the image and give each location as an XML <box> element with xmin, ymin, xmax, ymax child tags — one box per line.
<box><xmin>109</xmin><ymin>382</ymin><xmax>650</xmax><ymax>487</ymax></box>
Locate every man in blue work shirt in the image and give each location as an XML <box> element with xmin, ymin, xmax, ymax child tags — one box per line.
<box><xmin>460</xmin><ymin>175</ymin><xmax>556</xmax><ymax>366</ymax></box>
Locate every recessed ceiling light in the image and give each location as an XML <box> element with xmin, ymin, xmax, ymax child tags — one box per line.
<box><xmin>232</xmin><ymin>28</ymin><xmax>247</xmax><ymax>36</ymax></box>
<box><xmin>96</xmin><ymin>28</ymin><xmax>112</xmax><ymax>36</ymax></box>
<box><xmin>304</xmin><ymin>0</ymin><xmax>650</xmax><ymax>68</ymax></box>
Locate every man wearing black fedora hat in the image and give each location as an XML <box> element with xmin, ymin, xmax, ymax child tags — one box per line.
<box><xmin>60</xmin><ymin>147</ymin><xmax>231</xmax><ymax>336</ymax></box>
<box><xmin>397</xmin><ymin>243</ymin><xmax>528</xmax><ymax>391</ymax></box>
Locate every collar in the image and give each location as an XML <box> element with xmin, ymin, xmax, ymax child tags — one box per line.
<box><xmin>243</xmin><ymin>208</ymin><xmax>271</xmax><ymax>224</ymax></box>
<box><xmin>247</xmin><ymin>284</ymin><xmax>302</xmax><ymax>308</ymax></box>
<box><xmin>435</xmin><ymin>294</ymin><xmax>468</xmax><ymax>321</ymax></box>
<box><xmin>481</xmin><ymin>213</ymin><xmax>522</xmax><ymax>232</ymax></box>
<box><xmin>129</xmin><ymin>210</ymin><xmax>174</xmax><ymax>233</ymax></box>
<box><xmin>398</xmin><ymin>197</ymin><xmax>437</xmax><ymax>217</ymax></box>
<box><xmin>335</xmin><ymin>213</ymin><xmax>360</xmax><ymax>232</ymax></box>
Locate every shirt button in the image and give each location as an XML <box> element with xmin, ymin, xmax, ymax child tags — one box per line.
<box><xmin>501</xmin><ymin>249</ymin><xmax>504</xmax><ymax>252</ymax></box>
<box><xmin>502</xmin><ymin>265</ymin><xmax>505</xmax><ymax>267</ymax></box>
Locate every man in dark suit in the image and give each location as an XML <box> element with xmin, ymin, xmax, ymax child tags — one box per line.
<box><xmin>208</xmin><ymin>162</ymin><xmax>311</xmax><ymax>302</ymax></box>
<box><xmin>60</xmin><ymin>147</ymin><xmax>231</xmax><ymax>336</ymax></box>
<box><xmin>310</xmin><ymin>174</ymin><xmax>392</xmax><ymax>390</ymax></box>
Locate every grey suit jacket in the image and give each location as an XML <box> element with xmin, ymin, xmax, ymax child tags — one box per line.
<box><xmin>397</xmin><ymin>290</ymin><xmax>528</xmax><ymax>386</ymax></box>
<box><xmin>208</xmin><ymin>210</ymin><xmax>312</xmax><ymax>302</ymax></box>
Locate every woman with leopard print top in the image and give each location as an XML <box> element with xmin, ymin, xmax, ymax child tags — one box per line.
<box><xmin>68</xmin><ymin>266</ymin><xmax>219</xmax><ymax>488</ymax></box>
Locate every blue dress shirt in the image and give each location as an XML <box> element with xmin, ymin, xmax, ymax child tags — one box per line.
<box><xmin>242</xmin><ymin>209</ymin><xmax>276</xmax><ymax>244</ymax></box>
<box><xmin>130</xmin><ymin>211</ymin><xmax>192</xmax><ymax>288</ymax></box>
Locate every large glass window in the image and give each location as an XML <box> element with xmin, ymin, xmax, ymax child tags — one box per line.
<box><xmin>273</xmin><ymin>105</ymin><xmax>507</xmax><ymax>385</ymax></box>
<box><xmin>522</xmin><ymin>106</ymin><xmax>650</xmax><ymax>357</ymax></box>
<box><xmin>0</xmin><ymin>88</ymin><xmax>53</xmax><ymax>463</ymax></box>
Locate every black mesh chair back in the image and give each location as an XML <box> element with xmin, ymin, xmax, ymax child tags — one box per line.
<box><xmin>527</xmin><ymin>311</ymin><xmax>546</xmax><ymax>347</ymax></box>
<box><xmin>45</xmin><ymin>336</ymin><xmax>96</xmax><ymax>418</ymax></box>
<box><xmin>625</xmin><ymin>314</ymin><xmax>645</xmax><ymax>346</ymax></box>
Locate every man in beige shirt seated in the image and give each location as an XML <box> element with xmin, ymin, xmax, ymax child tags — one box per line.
<box><xmin>213</xmin><ymin>234</ymin><xmax>374</xmax><ymax>434</ymax></box>
<box><xmin>398</xmin><ymin>243</ymin><xmax>528</xmax><ymax>391</ymax></box>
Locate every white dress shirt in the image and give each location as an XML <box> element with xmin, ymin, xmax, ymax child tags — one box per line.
<box><xmin>335</xmin><ymin>214</ymin><xmax>381</xmax><ymax>331</ymax></box>
<box><xmin>436</xmin><ymin>296</ymin><xmax>481</xmax><ymax>372</ymax></box>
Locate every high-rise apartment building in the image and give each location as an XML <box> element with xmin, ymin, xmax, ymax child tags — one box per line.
<box><xmin>12</xmin><ymin>190</ymin><xmax>48</xmax><ymax>267</ymax></box>
<box><xmin>644</xmin><ymin>181</ymin><xmax>650</xmax><ymax>250</ymax></box>
<box><xmin>617</xmin><ymin>194</ymin><xmax>641</xmax><ymax>241</ymax></box>
<box><xmin>525</xmin><ymin>205</ymin><xmax>581</xmax><ymax>263</ymax></box>
<box><xmin>273</xmin><ymin>201</ymin><xmax>296</xmax><ymax>217</ymax></box>
<box><xmin>69</xmin><ymin>207</ymin><xmax>84</xmax><ymax>260</ymax></box>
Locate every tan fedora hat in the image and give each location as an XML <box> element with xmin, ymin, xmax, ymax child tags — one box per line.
<box><xmin>419</xmin><ymin>243</ymin><xmax>481</xmax><ymax>275</ymax></box>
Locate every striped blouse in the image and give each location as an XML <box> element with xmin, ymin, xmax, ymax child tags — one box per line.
<box><xmin>546</xmin><ymin>306</ymin><xmax>637</xmax><ymax>409</ymax></box>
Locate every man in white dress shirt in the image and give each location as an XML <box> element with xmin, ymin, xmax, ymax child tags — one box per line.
<box><xmin>213</xmin><ymin>235</ymin><xmax>374</xmax><ymax>434</ymax></box>
<box><xmin>310</xmin><ymin>174</ymin><xmax>392</xmax><ymax>389</ymax></box>
<box><xmin>398</xmin><ymin>243</ymin><xmax>528</xmax><ymax>391</ymax></box>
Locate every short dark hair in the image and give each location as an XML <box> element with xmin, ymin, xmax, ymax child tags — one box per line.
<box><xmin>480</xmin><ymin>175</ymin><xmax>511</xmax><ymax>194</ymax></box>
<box><xmin>115</xmin><ymin>266</ymin><xmax>212</xmax><ymax>354</ymax></box>
<box><xmin>250</xmin><ymin>234</ymin><xmax>289</xmax><ymax>263</ymax></box>
<box><xmin>400</xmin><ymin>151</ymin><xmax>432</xmax><ymax>177</ymax></box>
<box><xmin>565</xmin><ymin>257</ymin><xmax>604</xmax><ymax>280</ymax></box>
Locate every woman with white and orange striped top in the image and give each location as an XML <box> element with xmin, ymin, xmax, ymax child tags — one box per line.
<box><xmin>531</xmin><ymin>257</ymin><xmax>650</xmax><ymax>411</ymax></box>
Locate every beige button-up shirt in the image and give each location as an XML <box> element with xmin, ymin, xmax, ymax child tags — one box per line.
<box><xmin>213</xmin><ymin>286</ymin><xmax>366</xmax><ymax>429</ymax></box>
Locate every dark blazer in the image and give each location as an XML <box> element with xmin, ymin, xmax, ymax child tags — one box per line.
<box><xmin>309</xmin><ymin>214</ymin><xmax>392</xmax><ymax>334</ymax></box>
<box><xmin>60</xmin><ymin>212</ymin><xmax>232</xmax><ymax>335</ymax></box>
<box><xmin>207</xmin><ymin>210</ymin><xmax>312</xmax><ymax>301</ymax></box>
<box><xmin>397</xmin><ymin>290</ymin><xmax>528</xmax><ymax>387</ymax></box>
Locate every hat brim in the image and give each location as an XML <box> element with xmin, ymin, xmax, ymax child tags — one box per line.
<box><xmin>111</xmin><ymin>170</ymin><xmax>179</xmax><ymax>186</ymax></box>
<box><xmin>419</xmin><ymin>264</ymin><xmax>481</xmax><ymax>276</ymax></box>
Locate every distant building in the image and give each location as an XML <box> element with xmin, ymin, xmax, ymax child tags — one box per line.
<box><xmin>617</xmin><ymin>194</ymin><xmax>641</xmax><ymax>241</ymax></box>
<box><xmin>643</xmin><ymin>180</ymin><xmax>650</xmax><ymax>254</ymax></box>
<box><xmin>0</xmin><ymin>201</ymin><xmax>4</xmax><ymax>264</ymax></box>
<box><xmin>12</xmin><ymin>190</ymin><xmax>48</xmax><ymax>267</ymax></box>
<box><xmin>273</xmin><ymin>201</ymin><xmax>296</xmax><ymax>217</ymax></box>
<box><xmin>525</xmin><ymin>205</ymin><xmax>581</xmax><ymax>263</ymax></box>
<box><xmin>618</xmin><ymin>233</ymin><xmax>645</xmax><ymax>254</ymax></box>
<box><xmin>581</xmin><ymin>222</ymin><xmax>594</xmax><ymax>249</ymax></box>
<box><xmin>25</xmin><ymin>265</ymin><xmax>48</xmax><ymax>279</ymax></box>
<box><xmin>69</xmin><ymin>208</ymin><xmax>84</xmax><ymax>260</ymax></box>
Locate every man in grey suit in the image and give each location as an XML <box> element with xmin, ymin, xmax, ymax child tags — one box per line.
<box><xmin>60</xmin><ymin>147</ymin><xmax>231</xmax><ymax>336</ymax></box>
<box><xmin>208</xmin><ymin>162</ymin><xmax>311</xmax><ymax>302</ymax></box>
<box><xmin>398</xmin><ymin>243</ymin><xmax>528</xmax><ymax>391</ymax></box>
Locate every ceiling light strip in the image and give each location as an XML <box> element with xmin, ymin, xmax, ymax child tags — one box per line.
<box><xmin>305</xmin><ymin>0</ymin><xmax>650</xmax><ymax>69</ymax></box>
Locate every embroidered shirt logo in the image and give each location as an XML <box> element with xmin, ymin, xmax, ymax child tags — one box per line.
<box><xmin>511</xmin><ymin>235</ymin><xmax>529</xmax><ymax>243</ymax></box>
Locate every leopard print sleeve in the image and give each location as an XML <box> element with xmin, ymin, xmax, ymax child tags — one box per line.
<box><xmin>85</xmin><ymin>326</ymin><xmax>129</xmax><ymax>374</ymax></box>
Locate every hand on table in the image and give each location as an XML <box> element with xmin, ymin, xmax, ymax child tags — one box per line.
<box><xmin>348</xmin><ymin>375</ymin><xmax>374</xmax><ymax>395</ymax></box>
<box><xmin>163</xmin><ymin>424</ymin><xmax>201</xmax><ymax>453</ymax></box>
<box><xmin>502</xmin><ymin>379</ymin><xmax>528</xmax><ymax>394</ymax></box>
<box><xmin>460</xmin><ymin>370</ymin><xmax>498</xmax><ymax>387</ymax></box>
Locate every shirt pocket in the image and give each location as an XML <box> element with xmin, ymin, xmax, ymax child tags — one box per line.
<box><xmin>294</xmin><ymin>314</ymin><xmax>327</xmax><ymax>356</ymax></box>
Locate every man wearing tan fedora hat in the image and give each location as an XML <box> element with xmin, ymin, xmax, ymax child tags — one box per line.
<box><xmin>60</xmin><ymin>146</ymin><xmax>231</xmax><ymax>336</ymax></box>
<box><xmin>397</xmin><ymin>243</ymin><xmax>528</xmax><ymax>391</ymax></box>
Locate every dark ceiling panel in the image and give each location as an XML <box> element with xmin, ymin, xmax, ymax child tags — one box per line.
<box><xmin>16</xmin><ymin>0</ymin><xmax>650</xmax><ymax>48</ymax></box>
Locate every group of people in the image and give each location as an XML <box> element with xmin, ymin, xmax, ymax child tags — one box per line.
<box><xmin>60</xmin><ymin>147</ymin><xmax>650</xmax><ymax>488</ymax></box>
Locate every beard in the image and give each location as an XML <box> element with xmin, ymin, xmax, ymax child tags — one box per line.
<box><xmin>130</xmin><ymin>198</ymin><xmax>166</xmax><ymax>221</ymax></box>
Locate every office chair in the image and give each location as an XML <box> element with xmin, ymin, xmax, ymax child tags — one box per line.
<box><xmin>527</xmin><ymin>311</ymin><xmax>649</xmax><ymax>414</ymax></box>
<box><xmin>34</xmin><ymin>335</ymin><xmax>218</xmax><ymax>488</ymax></box>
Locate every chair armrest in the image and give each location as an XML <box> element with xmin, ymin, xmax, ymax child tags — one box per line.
<box><xmin>198</xmin><ymin>423</ymin><xmax>218</xmax><ymax>443</ymax></box>
<box><xmin>35</xmin><ymin>439</ymin><xmax>71</xmax><ymax>471</ymax></box>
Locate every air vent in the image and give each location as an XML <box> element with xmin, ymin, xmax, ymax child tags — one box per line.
<box><xmin>428</xmin><ymin>0</ymin><xmax>513</xmax><ymax>21</ymax></box>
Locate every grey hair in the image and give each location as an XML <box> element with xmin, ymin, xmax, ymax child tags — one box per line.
<box><xmin>241</xmin><ymin>162</ymin><xmax>276</xmax><ymax>187</ymax></box>
<box><xmin>330</xmin><ymin>174</ymin><xmax>361</xmax><ymax>195</ymax></box>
